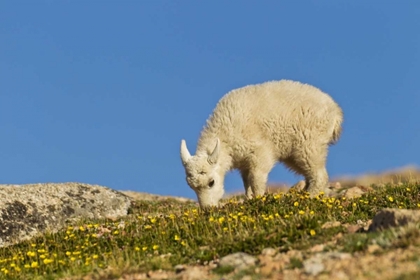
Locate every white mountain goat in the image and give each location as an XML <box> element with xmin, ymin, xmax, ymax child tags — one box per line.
<box><xmin>180</xmin><ymin>80</ymin><xmax>343</xmax><ymax>208</ymax></box>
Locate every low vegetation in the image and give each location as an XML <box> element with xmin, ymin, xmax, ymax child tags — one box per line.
<box><xmin>1</xmin><ymin>183</ymin><xmax>420</xmax><ymax>279</ymax></box>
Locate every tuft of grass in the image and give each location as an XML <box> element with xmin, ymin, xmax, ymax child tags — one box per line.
<box><xmin>1</xmin><ymin>183</ymin><xmax>420</xmax><ymax>279</ymax></box>
<box><xmin>212</xmin><ymin>265</ymin><xmax>235</xmax><ymax>275</ymax></box>
<box><xmin>288</xmin><ymin>257</ymin><xmax>304</xmax><ymax>269</ymax></box>
<box><xmin>394</xmin><ymin>271</ymin><xmax>420</xmax><ymax>280</ymax></box>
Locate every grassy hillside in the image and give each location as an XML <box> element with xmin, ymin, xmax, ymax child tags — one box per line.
<box><xmin>1</xmin><ymin>181</ymin><xmax>420</xmax><ymax>279</ymax></box>
<box><xmin>266</xmin><ymin>165</ymin><xmax>420</xmax><ymax>191</ymax></box>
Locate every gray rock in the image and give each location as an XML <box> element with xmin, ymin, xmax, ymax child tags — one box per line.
<box><xmin>303</xmin><ymin>252</ymin><xmax>350</xmax><ymax>276</ymax></box>
<box><xmin>320</xmin><ymin>252</ymin><xmax>351</xmax><ymax>260</ymax></box>
<box><xmin>218</xmin><ymin>252</ymin><xmax>257</xmax><ymax>271</ymax></box>
<box><xmin>179</xmin><ymin>266</ymin><xmax>207</xmax><ymax>280</ymax></box>
<box><xmin>261</xmin><ymin>247</ymin><xmax>277</xmax><ymax>256</ymax></box>
<box><xmin>344</xmin><ymin>186</ymin><xmax>366</xmax><ymax>199</ymax></box>
<box><xmin>303</xmin><ymin>257</ymin><xmax>324</xmax><ymax>276</ymax></box>
<box><xmin>175</xmin><ymin>264</ymin><xmax>186</xmax><ymax>273</ymax></box>
<box><xmin>369</xmin><ymin>208</ymin><xmax>420</xmax><ymax>231</ymax></box>
<box><xmin>0</xmin><ymin>182</ymin><xmax>132</xmax><ymax>247</ymax></box>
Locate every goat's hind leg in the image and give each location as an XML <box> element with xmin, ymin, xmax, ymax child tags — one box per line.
<box><xmin>286</xmin><ymin>145</ymin><xmax>329</xmax><ymax>196</ymax></box>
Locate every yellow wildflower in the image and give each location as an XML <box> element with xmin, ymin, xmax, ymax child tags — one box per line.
<box><xmin>26</xmin><ymin>251</ymin><xmax>36</xmax><ymax>257</ymax></box>
<box><xmin>43</xmin><ymin>259</ymin><xmax>53</xmax><ymax>265</ymax></box>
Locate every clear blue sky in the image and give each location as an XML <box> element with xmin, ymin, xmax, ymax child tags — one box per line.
<box><xmin>1</xmin><ymin>1</ymin><xmax>419</xmax><ymax>199</ymax></box>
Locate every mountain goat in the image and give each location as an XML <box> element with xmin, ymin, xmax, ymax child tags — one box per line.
<box><xmin>180</xmin><ymin>80</ymin><xmax>343</xmax><ymax>208</ymax></box>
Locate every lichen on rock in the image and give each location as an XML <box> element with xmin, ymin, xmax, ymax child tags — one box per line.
<box><xmin>0</xmin><ymin>182</ymin><xmax>133</xmax><ymax>248</ymax></box>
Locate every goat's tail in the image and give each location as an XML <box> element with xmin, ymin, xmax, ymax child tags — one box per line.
<box><xmin>329</xmin><ymin>108</ymin><xmax>343</xmax><ymax>145</ymax></box>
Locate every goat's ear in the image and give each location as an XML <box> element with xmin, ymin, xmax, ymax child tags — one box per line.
<box><xmin>180</xmin><ymin>139</ymin><xmax>192</xmax><ymax>165</ymax></box>
<box><xmin>208</xmin><ymin>138</ymin><xmax>220</xmax><ymax>165</ymax></box>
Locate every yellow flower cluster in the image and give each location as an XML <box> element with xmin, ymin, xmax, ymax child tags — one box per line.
<box><xmin>0</xmin><ymin>221</ymin><xmax>129</xmax><ymax>276</ymax></box>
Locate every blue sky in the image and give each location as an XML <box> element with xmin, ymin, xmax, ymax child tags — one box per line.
<box><xmin>0</xmin><ymin>1</ymin><xmax>419</xmax><ymax>199</ymax></box>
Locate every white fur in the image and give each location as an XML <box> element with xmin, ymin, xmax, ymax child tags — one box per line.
<box><xmin>180</xmin><ymin>80</ymin><xmax>343</xmax><ymax>208</ymax></box>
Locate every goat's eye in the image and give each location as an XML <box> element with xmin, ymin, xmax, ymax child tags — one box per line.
<box><xmin>208</xmin><ymin>179</ymin><xmax>215</xmax><ymax>188</ymax></box>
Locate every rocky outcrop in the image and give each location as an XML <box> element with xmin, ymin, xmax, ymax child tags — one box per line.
<box><xmin>369</xmin><ymin>208</ymin><xmax>420</xmax><ymax>231</ymax></box>
<box><xmin>0</xmin><ymin>183</ymin><xmax>133</xmax><ymax>248</ymax></box>
<box><xmin>121</xmin><ymin>190</ymin><xmax>194</xmax><ymax>203</ymax></box>
<box><xmin>218</xmin><ymin>252</ymin><xmax>258</xmax><ymax>271</ymax></box>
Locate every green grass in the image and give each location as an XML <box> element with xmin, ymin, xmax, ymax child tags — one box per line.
<box><xmin>1</xmin><ymin>183</ymin><xmax>420</xmax><ymax>279</ymax></box>
<box><xmin>395</xmin><ymin>270</ymin><xmax>420</xmax><ymax>280</ymax></box>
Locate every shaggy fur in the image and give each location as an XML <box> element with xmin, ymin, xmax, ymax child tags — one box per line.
<box><xmin>180</xmin><ymin>80</ymin><xmax>343</xmax><ymax>207</ymax></box>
